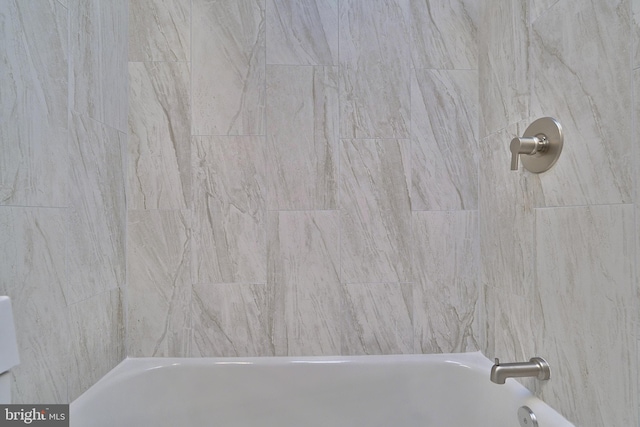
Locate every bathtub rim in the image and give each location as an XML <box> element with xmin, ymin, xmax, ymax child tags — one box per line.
<box><xmin>72</xmin><ymin>351</ymin><xmax>491</xmax><ymax>405</ymax></box>
<box><xmin>70</xmin><ymin>351</ymin><xmax>574</xmax><ymax>427</ymax></box>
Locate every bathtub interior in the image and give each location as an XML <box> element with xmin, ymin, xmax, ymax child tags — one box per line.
<box><xmin>70</xmin><ymin>352</ymin><xmax>573</xmax><ymax>427</ymax></box>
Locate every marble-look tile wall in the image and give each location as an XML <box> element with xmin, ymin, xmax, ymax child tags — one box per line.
<box><xmin>480</xmin><ymin>0</ymin><xmax>638</xmax><ymax>425</ymax></box>
<box><xmin>0</xmin><ymin>0</ymin><xmax>127</xmax><ymax>403</ymax></box>
<box><xmin>127</xmin><ymin>0</ymin><xmax>480</xmax><ymax>359</ymax></box>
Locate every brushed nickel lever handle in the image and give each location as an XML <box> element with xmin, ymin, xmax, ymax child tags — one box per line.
<box><xmin>510</xmin><ymin>136</ymin><xmax>547</xmax><ymax>170</ymax></box>
<box><xmin>508</xmin><ymin>117</ymin><xmax>564</xmax><ymax>173</ymax></box>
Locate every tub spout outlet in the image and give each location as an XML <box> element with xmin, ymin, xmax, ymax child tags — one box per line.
<box><xmin>490</xmin><ymin>357</ymin><xmax>550</xmax><ymax>385</ymax></box>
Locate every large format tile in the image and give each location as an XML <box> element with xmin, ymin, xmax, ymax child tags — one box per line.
<box><xmin>342</xmin><ymin>283</ymin><xmax>413</xmax><ymax>355</ymax></box>
<box><xmin>268</xmin><ymin>211</ymin><xmax>342</xmax><ymax>356</ymax></box>
<box><xmin>70</xmin><ymin>0</ymin><xmax>101</xmax><ymax>122</ymax></box>
<box><xmin>479</xmin><ymin>123</ymin><xmax>542</xmax><ymax>297</ymax></box>
<box><xmin>192</xmin><ymin>0</ymin><xmax>265</xmax><ymax>135</ymax></box>
<box><xmin>128</xmin><ymin>61</ymin><xmax>190</xmax><ymax>210</ymax></box>
<box><xmin>71</xmin><ymin>0</ymin><xmax>128</xmax><ymax>132</ymax></box>
<box><xmin>127</xmin><ymin>210</ymin><xmax>191</xmax><ymax>357</ymax></box>
<box><xmin>412</xmin><ymin>69</ymin><xmax>478</xmax><ymax>211</ymax></box>
<box><xmin>410</xmin><ymin>0</ymin><xmax>477</xmax><ymax>69</ymax></box>
<box><xmin>0</xmin><ymin>207</ymin><xmax>69</xmax><ymax>403</ymax></box>
<box><xmin>531</xmin><ymin>0</ymin><xmax>632</xmax><ymax>206</ymax></box>
<box><xmin>192</xmin><ymin>284</ymin><xmax>273</xmax><ymax>357</ymax></box>
<box><xmin>193</xmin><ymin>136</ymin><xmax>266</xmax><ymax>284</ymax></box>
<box><xmin>634</xmin><ymin>0</ymin><xmax>640</xmax><ymax>69</ymax></box>
<box><xmin>484</xmin><ymin>286</ymin><xmax>544</xmax><ymax>393</ymax></box>
<box><xmin>478</xmin><ymin>0</ymin><xmax>529</xmax><ymax>136</ymax></box>
<box><xmin>339</xmin><ymin>0</ymin><xmax>410</xmax><ymax>139</ymax></box>
<box><xmin>129</xmin><ymin>0</ymin><xmax>190</xmax><ymax>61</ymax></box>
<box><xmin>67</xmin><ymin>112</ymin><xmax>125</xmax><ymax>304</ymax></box>
<box><xmin>535</xmin><ymin>205</ymin><xmax>636</xmax><ymax>426</ymax></box>
<box><xmin>340</xmin><ymin>139</ymin><xmax>412</xmax><ymax>283</ymax></box>
<box><xmin>636</xmin><ymin>68</ymin><xmax>640</xmax><ymax>204</ymax></box>
<box><xmin>530</xmin><ymin>0</ymin><xmax>560</xmax><ymax>22</ymax></box>
<box><xmin>266</xmin><ymin>65</ymin><xmax>338</xmax><ymax>210</ymax></box>
<box><xmin>412</xmin><ymin>211</ymin><xmax>479</xmax><ymax>353</ymax></box>
<box><xmin>266</xmin><ymin>0</ymin><xmax>338</xmax><ymax>65</ymax></box>
<box><xmin>100</xmin><ymin>0</ymin><xmax>128</xmax><ymax>132</ymax></box>
<box><xmin>632</xmin><ymin>69</ymin><xmax>640</xmax><ymax>352</ymax></box>
<box><xmin>68</xmin><ymin>289</ymin><xmax>123</xmax><ymax>401</ymax></box>
<box><xmin>0</xmin><ymin>0</ymin><xmax>68</xmax><ymax>207</ymax></box>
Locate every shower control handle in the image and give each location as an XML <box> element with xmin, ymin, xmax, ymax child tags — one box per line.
<box><xmin>508</xmin><ymin>117</ymin><xmax>564</xmax><ymax>173</ymax></box>
<box><xmin>510</xmin><ymin>136</ymin><xmax>548</xmax><ymax>170</ymax></box>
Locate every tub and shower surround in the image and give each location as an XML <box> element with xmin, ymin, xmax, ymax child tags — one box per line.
<box><xmin>480</xmin><ymin>1</ymin><xmax>637</xmax><ymax>426</ymax></box>
<box><xmin>127</xmin><ymin>1</ymin><xmax>640</xmax><ymax>426</ymax></box>
<box><xmin>1</xmin><ymin>1</ymin><xmax>636</xmax><ymax>426</ymax></box>
<box><xmin>127</xmin><ymin>0</ymin><xmax>481</xmax><ymax>361</ymax></box>
<box><xmin>70</xmin><ymin>353</ymin><xmax>573</xmax><ymax>427</ymax></box>
<box><xmin>0</xmin><ymin>0</ymin><xmax>128</xmax><ymax>403</ymax></box>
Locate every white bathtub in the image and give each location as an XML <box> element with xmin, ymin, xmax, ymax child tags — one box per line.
<box><xmin>70</xmin><ymin>352</ymin><xmax>573</xmax><ymax>427</ymax></box>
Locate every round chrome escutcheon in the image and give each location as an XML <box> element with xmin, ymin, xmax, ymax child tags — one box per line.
<box><xmin>518</xmin><ymin>406</ymin><xmax>538</xmax><ymax>427</ymax></box>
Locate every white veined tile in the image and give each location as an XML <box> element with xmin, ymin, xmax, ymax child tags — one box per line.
<box><xmin>342</xmin><ymin>283</ymin><xmax>413</xmax><ymax>355</ymax></box>
<box><xmin>266</xmin><ymin>0</ymin><xmax>338</xmax><ymax>65</ymax></box>
<box><xmin>412</xmin><ymin>211</ymin><xmax>479</xmax><ymax>354</ymax></box>
<box><xmin>268</xmin><ymin>211</ymin><xmax>341</xmax><ymax>356</ymax></box>
<box><xmin>339</xmin><ymin>0</ymin><xmax>411</xmax><ymax>139</ymax></box>
<box><xmin>129</xmin><ymin>0</ymin><xmax>190</xmax><ymax>62</ymax></box>
<box><xmin>192</xmin><ymin>0</ymin><xmax>265</xmax><ymax>135</ymax></box>
<box><xmin>192</xmin><ymin>136</ymin><xmax>267</xmax><ymax>284</ymax></box>
<box><xmin>411</xmin><ymin>69</ymin><xmax>478</xmax><ymax>211</ymax></box>
<box><xmin>266</xmin><ymin>65</ymin><xmax>338</xmax><ymax>210</ymax></box>
<box><xmin>192</xmin><ymin>284</ymin><xmax>273</xmax><ymax>357</ymax></box>
<box><xmin>0</xmin><ymin>0</ymin><xmax>68</xmax><ymax>207</ymax></box>
<box><xmin>531</xmin><ymin>0</ymin><xmax>632</xmax><ymax>206</ymax></box>
<box><xmin>128</xmin><ymin>61</ymin><xmax>191</xmax><ymax>210</ymax></box>
<box><xmin>127</xmin><ymin>210</ymin><xmax>191</xmax><ymax>357</ymax></box>
<box><xmin>410</xmin><ymin>0</ymin><xmax>478</xmax><ymax>69</ymax></box>
<box><xmin>0</xmin><ymin>207</ymin><xmax>69</xmax><ymax>403</ymax></box>
<box><xmin>535</xmin><ymin>205</ymin><xmax>635</xmax><ymax>426</ymax></box>
<box><xmin>340</xmin><ymin>139</ymin><xmax>412</xmax><ymax>283</ymax></box>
